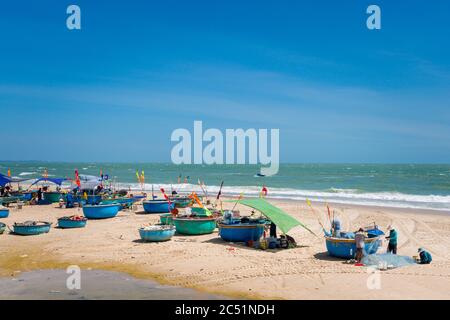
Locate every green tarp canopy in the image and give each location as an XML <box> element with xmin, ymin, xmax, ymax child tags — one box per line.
<box><xmin>225</xmin><ymin>198</ymin><xmax>316</xmax><ymax>236</ymax></box>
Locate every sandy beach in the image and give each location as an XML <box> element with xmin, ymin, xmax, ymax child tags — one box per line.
<box><xmin>1</xmin><ymin>199</ymin><xmax>449</xmax><ymax>300</ymax></box>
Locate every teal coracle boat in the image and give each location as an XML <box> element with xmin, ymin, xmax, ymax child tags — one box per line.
<box><xmin>139</xmin><ymin>225</ymin><xmax>176</xmax><ymax>242</ymax></box>
<box><xmin>0</xmin><ymin>222</ymin><xmax>5</xmax><ymax>234</ymax></box>
<box><xmin>172</xmin><ymin>216</ymin><xmax>217</xmax><ymax>235</ymax></box>
<box><xmin>0</xmin><ymin>207</ymin><xmax>9</xmax><ymax>218</ymax></box>
<box><xmin>169</xmin><ymin>196</ymin><xmax>192</xmax><ymax>208</ymax></box>
<box><xmin>57</xmin><ymin>216</ymin><xmax>87</xmax><ymax>229</ymax></box>
<box><xmin>325</xmin><ymin>236</ymin><xmax>382</xmax><ymax>259</ymax></box>
<box><xmin>143</xmin><ymin>199</ymin><xmax>175</xmax><ymax>213</ymax></box>
<box><xmin>82</xmin><ymin>203</ymin><xmax>121</xmax><ymax>219</ymax></box>
<box><xmin>12</xmin><ymin>221</ymin><xmax>52</xmax><ymax>236</ymax></box>
<box><xmin>159</xmin><ymin>213</ymin><xmax>173</xmax><ymax>225</ymax></box>
<box><xmin>218</xmin><ymin>221</ymin><xmax>265</xmax><ymax>242</ymax></box>
<box><xmin>43</xmin><ymin>192</ymin><xmax>65</xmax><ymax>203</ymax></box>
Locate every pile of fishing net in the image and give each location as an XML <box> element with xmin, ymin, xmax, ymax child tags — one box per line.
<box><xmin>362</xmin><ymin>253</ymin><xmax>416</xmax><ymax>270</ymax></box>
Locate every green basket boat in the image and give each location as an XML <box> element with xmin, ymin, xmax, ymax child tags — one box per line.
<box><xmin>43</xmin><ymin>192</ymin><xmax>65</xmax><ymax>203</ymax></box>
<box><xmin>159</xmin><ymin>213</ymin><xmax>173</xmax><ymax>225</ymax></box>
<box><xmin>172</xmin><ymin>216</ymin><xmax>217</xmax><ymax>235</ymax></box>
<box><xmin>0</xmin><ymin>222</ymin><xmax>6</xmax><ymax>235</ymax></box>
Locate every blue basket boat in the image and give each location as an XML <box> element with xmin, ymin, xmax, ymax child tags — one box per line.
<box><xmin>143</xmin><ymin>200</ymin><xmax>175</xmax><ymax>213</ymax></box>
<box><xmin>219</xmin><ymin>221</ymin><xmax>265</xmax><ymax>242</ymax></box>
<box><xmin>0</xmin><ymin>222</ymin><xmax>5</xmax><ymax>234</ymax></box>
<box><xmin>12</xmin><ymin>221</ymin><xmax>52</xmax><ymax>236</ymax></box>
<box><xmin>57</xmin><ymin>216</ymin><xmax>87</xmax><ymax>229</ymax></box>
<box><xmin>0</xmin><ymin>208</ymin><xmax>9</xmax><ymax>218</ymax></box>
<box><xmin>325</xmin><ymin>236</ymin><xmax>382</xmax><ymax>259</ymax></box>
<box><xmin>139</xmin><ymin>225</ymin><xmax>176</xmax><ymax>242</ymax></box>
<box><xmin>82</xmin><ymin>203</ymin><xmax>121</xmax><ymax>219</ymax></box>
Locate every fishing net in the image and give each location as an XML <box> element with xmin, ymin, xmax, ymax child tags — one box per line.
<box><xmin>362</xmin><ymin>253</ymin><xmax>416</xmax><ymax>270</ymax></box>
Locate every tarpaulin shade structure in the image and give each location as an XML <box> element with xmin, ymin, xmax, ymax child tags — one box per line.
<box><xmin>226</xmin><ymin>198</ymin><xmax>316</xmax><ymax>235</ymax></box>
<box><xmin>0</xmin><ymin>173</ymin><xmax>28</xmax><ymax>187</ymax></box>
<box><xmin>30</xmin><ymin>177</ymin><xmax>68</xmax><ymax>186</ymax></box>
<box><xmin>70</xmin><ymin>175</ymin><xmax>103</xmax><ymax>190</ymax></box>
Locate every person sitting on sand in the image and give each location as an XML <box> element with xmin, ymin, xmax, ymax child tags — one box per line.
<box><xmin>418</xmin><ymin>248</ymin><xmax>432</xmax><ymax>264</ymax></box>
<box><xmin>386</xmin><ymin>226</ymin><xmax>398</xmax><ymax>254</ymax></box>
<box><xmin>355</xmin><ymin>228</ymin><xmax>366</xmax><ymax>263</ymax></box>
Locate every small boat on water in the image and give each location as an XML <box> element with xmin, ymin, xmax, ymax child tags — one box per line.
<box><xmin>57</xmin><ymin>216</ymin><xmax>87</xmax><ymax>229</ymax></box>
<box><xmin>12</xmin><ymin>221</ymin><xmax>52</xmax><ymax>236</ymax></box>
<box><xmin>143</xmin><ymin>199</ymin><xmax>175</xmax><ymax>213</ymax></box>
<box><xmin>139</xmin><ymin>225</ymin><xmax>176</xmax><ymax>242</ymax></box>
<box><xmin>0</xmin><ymin>222</ymin><xmax>5</xmax><ymax>234</ymax></box>
<box><xmin>82</xmin><ymin>203</ymin><xmax>121</xmax><ymax>219</ymax></box>
<box><xmin>0</xmin><ymin>207</ymin><xmax>9</xmax><ymax>218</ymax></box>
<box><xmin>218</xmin><ymin>214</ymin><xmax>266</xmax><ymax>242</ymax></box>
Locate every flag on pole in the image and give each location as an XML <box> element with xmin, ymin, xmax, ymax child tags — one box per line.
<box><xmin>75</xmin><ymin>169</ymin><xmax>81</xmax><ymax>187</ymax></box>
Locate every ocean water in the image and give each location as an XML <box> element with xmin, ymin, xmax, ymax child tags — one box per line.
<box><xmin>1</xmin><ymin>162</ymin><xmax>450</xmax><ymax>211</ymax></box>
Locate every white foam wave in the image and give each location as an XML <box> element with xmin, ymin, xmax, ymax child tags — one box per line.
<box><xmin>19</xmin><ymin>172</ymin><xmax>36</xmax><ymax>176</ymax></box>
<box><xmin>113</xmin><ymin>183</ymin><xmax>450</xmax><ymax>211</ymax></box>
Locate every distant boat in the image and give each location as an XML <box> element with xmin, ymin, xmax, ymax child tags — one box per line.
<box><xmin>256</xmin><ymin>173</ymin><xmax>265</xmax><ymax>177</ymax></box>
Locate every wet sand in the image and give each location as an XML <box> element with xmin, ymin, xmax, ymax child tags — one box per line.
<box><xmin>0</xmin><ymin>269</ymin><xmax>227</xmax><ymax>300</ymax></box>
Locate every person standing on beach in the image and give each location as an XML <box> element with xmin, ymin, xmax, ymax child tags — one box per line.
<box><xmin>355</xmin><ymin>228</ymin><xmax>365</xmax><ymax>263</ymax></box>
<box><xmin>386</xmin><ymin>226</ymin><xmax>398</xmax><ymax>254</ymax></box>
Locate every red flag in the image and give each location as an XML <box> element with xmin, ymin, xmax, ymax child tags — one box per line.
<box><xmin>75</xmin><ymin>169</ymin><xmax>81</xmax><ymax>187</ymax></box>
<box><xmin>261</xmin><ymin>186</ymin><xmax>268</xmax><ymax>197</ymax></box>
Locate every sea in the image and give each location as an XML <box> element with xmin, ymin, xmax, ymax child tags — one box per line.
<box><xmin>1</xmin><ymin>162</ymin><xmax>450</xmax><ymax>212</ymax></box>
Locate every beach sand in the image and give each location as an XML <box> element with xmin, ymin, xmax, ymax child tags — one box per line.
<box><xmin>1</xmin><ymin>199</ymin><xmax>449</xmax><ymax>300</ymax></box>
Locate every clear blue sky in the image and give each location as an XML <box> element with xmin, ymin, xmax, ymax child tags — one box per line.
<box><xmin>0</xmin><ymin>0</ymin><xmax>449</xmax><ymax>163</ymax></box>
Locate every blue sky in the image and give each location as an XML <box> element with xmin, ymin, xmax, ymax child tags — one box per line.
<box><xmin>0</xmin><ymin>0</ymin><xmax>449</xmax><ymax>163</ymax></box>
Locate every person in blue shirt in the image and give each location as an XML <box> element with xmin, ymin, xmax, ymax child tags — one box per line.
<box><xmin>385</xmin><ymin>226</ymin><xmax>398</xmax><ymax>254</ymax></box>
<box><xmin>418</xmin><ymin>248</ymin><xmax>432</xmax><ymax>264</ymax></box>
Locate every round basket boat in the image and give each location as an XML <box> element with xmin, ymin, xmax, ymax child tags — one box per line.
<box><xmin>0</xmin><ymin>222</ymin><xmax>6</xmax><ymax>234</ymax></box>
<box><xmin>325</xmin><ymin>236</ymin><xmax>382</xmax><ymax>259</ymax></box>
<box><xmin>169</xmin><ymin>196</ymin><xmax>192</xmax><ymax>208</ymax></box>
<box><xmin>172</xmin><ymin>216</ymin><xmax>217</xmax><ymax>235</ymax></box>
<box><xmin>57</xmin><ymin>216</ymin><xmax>87</xmax><ymax>229</ymax></box>
<box><xmin>143</xmin><ymin>200</ymin><xmax>175</xmax><ymax>213</ymax></box>
<box><xmin>12</xmin><ymin>221</ymin><xmax>52</xmax><ymax>236</ymax></box>
<box><xmin>43</xmin><ymin>192</ymin><xmax>65</xmax><ymax>203</ymax></box>
<box><xmin>82</xmin><ymin>203</ymin><xmax>121</xmax><ymax>219</ymax></box>
<box><xmin>218</xmin><ymin>222</ymin><xmax>265</xmax><ymax>242</ymax></box>
<box><xmin>159</xmin><ymin>213</ymin><xmax>174</xmax><ymax>225</ymax></box>
<box><xmin>139</xmin><ymin>225</ymin><xmax>176</xmax><ymax>242</ymax></box>
<box><xmin>0</xmin><ymin>208</ymin><xmax>9</xmax><ymax>218</ymax></box>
